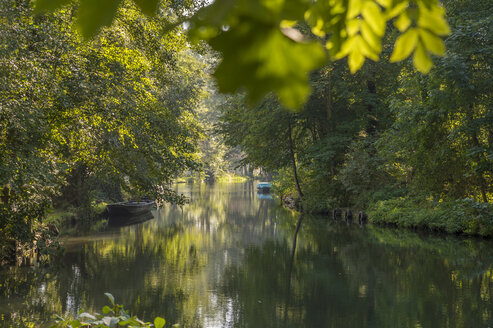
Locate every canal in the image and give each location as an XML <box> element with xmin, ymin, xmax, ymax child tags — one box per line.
<box><xmin>1</xmin><ymin>182</ymin><xmax>493</xmax><ymax>327</ymax></box>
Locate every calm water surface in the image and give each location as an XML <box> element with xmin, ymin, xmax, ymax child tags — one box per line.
<box><xmin>2</xmin><ymin>182</ymin><xmax>493</xmax><ymax>327</ymax></box>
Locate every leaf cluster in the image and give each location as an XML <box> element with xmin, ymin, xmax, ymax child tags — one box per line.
<box><xmin>34</xmin><ymin>0</ymin><xmax>451</xmax><ymax>109</ymax></box>
<box><xmin>51</xmin><ymin>293</ymin><xmax>167</xmax><ymax>328</ymax></box>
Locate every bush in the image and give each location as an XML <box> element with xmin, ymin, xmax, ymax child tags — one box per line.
<box><xmin>367</xmin><ymin>197</ymin><xmax>493</xmax><ymax>237</ymax></box>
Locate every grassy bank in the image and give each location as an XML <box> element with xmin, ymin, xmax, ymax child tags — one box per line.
<box><xmin>46</xmin><ymin>202</ymin><xmax>107</xmax><ymax>226</ymax></box>
<box><xmin>367</xmin><ymin>198</ymin><xmax>493</xmax><ymax>237</ymax></box>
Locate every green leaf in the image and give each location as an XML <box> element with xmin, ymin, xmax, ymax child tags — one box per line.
<box><xmin>417</xmin><ymin>4</ymin><xmax>450</xmax><ymax>36</ymax></box>
<box><xmin>386</xmin><ymin>1</ymin><xmax>408</xmax><ymax>19</ymax></box>
<box><xmin>334</xmin><ymin>35</ymin><xmax>357</xmax><ymax>59</ymax></box>
<box><xmin>104</xmin><ymin>293</ymin><xmax>116</xmax><ymax>306</ymax></box>
<box><xmin>347</xmin><ymin>0</ymin><xmax>363</xmax><ymax>19</ymax></box>
<box><xmin>34</xmin><ymin>0</ymin><xmax>71</xmax><ymax>13</ymax></box>
<box><xmin>346</xmin><ymin>19</ymin><xmax>360</xmax><ymax>37</ymax></box>
<box><xmin>54</xmin><ymin>314</ymin><xmax>66</xmax><ymax>322</ymax></box>
<box><xmin>358</xmin><ymin>35</ymin><xmax>379</xmax><ymax>61</ymax></box>
<box><xmin>418</xmin><ymin>28</ymin><xmax>445</xmax><ymax>56</ymax></box>
<box><xmin>390</xmin><ymin>27</ymin><xmax>418</xmax><ymax>62</ymax></box>
<box><xmin>375</xmin><ymin>0</ymin><xmax>391</xmax><ymax>9</ymax></box>
<box><xmin>102</xmin><ymin>316</ymin><xmax>120</xmax><ymax>326</ymax></box>
<box><xmin>132</xmin><ymin>0</ymin><xmax>159</xmax><ymax>16</ymax></box>
<box><xmin>102</xmin><ymin>306</ymin><xmax>112</xmax><ymax>314</ymax></box>
<box><xmin>76</xmin><ymin>0</ymin><xmax>122</xmax><ymax>38</ymax></box>
<box><xmin>413</xmin><ymin>41</ymin><xmax>432</xmax><ymax>73</ymax></box>
<box><xmin>79</xmin><ymin>312</ymin><xmax>97</xmax><ymax>321</ymax></box>
<box><xmin>348</xmin><ymin>44</ymin><xmax>365</xmax><ymax>73</ymax></box>
<box><xmin>361</xmin><ymin>1</ymin><xmax>386</xmax><ymax>36</ymax></box>
<box><xmin>394</xmin><ymin>11</ymin><xmax>411</xmax><ymax>32</ymax></box>
<box><xmin>154</xmin><ymin>317</ymin><xmax>166</xmax><ymax>328</ymax></box>
<box><xmin>210</xmin><ymin>20</ymin><xmax>326</xmax><ymax>109</ymax></box>
<box><xmin>360</xmin><ymin>21</ymin><xmax>382</xmax><ymax>53</ymax></box>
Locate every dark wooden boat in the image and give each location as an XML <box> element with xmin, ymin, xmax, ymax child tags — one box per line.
<box><xmin>106</xmin><ymin>201</ymin><xmax>156</xmax><ymax>216</ymax></box>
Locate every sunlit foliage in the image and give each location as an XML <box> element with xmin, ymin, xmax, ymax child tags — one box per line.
<box><xmin>0</xmin><ymin>0</ymin><xmax>207</xmax><ymax>262</ymax></box>
<box><xmin>35</xmin><ymin>0</ymin><xmax>451</xmax><ymax>108</ymax></box>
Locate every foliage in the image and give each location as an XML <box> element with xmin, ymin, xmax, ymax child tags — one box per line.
<box><xmin>368</xmin><ymin>197</ymin><xmax>493</xmax><ymax>236</ymax></box>
<box><xmin>218</xmin><ymin>0</ymin><xmax>492</xmax><ymax>227</ymax></box>
<box><xmin>51</xmin><ymin>293</ymin><xmax>166</xmax><ymax>328</ymax></box>
<box><xmin>219</xmin><ymin>49</ymin><xmax>402</xmax><ymax>211</ymax></box>
<box><xmin>0</xmin><ymin>0</ymin><xmax>207</xmax><ymax>262</ymax></box>
<box><xmin>377</xmin><ymin>1</ymin><xmax>493</xmax><ymax>202</ymax></box>
<box><xmin>35</xmin><ymin>0</ymin><xmax>451</xmax><ymax>109</ymax></box>
<box><xmin>338</xmin><ymin>135</ymin><xmax>405</xmax><ymax>208</ymax></box>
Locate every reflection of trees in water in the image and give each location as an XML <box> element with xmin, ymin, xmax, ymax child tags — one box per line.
<box><xmin>3</xmin><ymin>185</ymin><xmax>493</xmax><ymax>327</ymax></box>
<box><xmin>0</xmin><ymin>182</ymin><xmax>284</xmax><ymax>327</ymax></box>
<box><xmin>219</xmin><ymin>216</ymin><xmax>493</xmax><ymax>328</ymax></box>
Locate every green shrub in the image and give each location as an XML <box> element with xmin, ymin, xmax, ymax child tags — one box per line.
<box><xmin>368</xmin><ymin>197</ymin><xmax>493</xmax><ymax>237</ymax></box>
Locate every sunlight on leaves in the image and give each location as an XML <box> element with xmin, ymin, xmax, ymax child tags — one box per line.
<box><xmin>210</xmin><ymin>20</ymin><xmax>326</xmax><ymax>109</ymax></box>
<box><xmin>413</xmin><ymin>41</ymin><xmax>433</xmax><ymax>73</ymax></box>
<box><xmin>34</xmin><ymin>0</ymin><xmax>71</xmax><ymax>12</ymax></box>
<box><xmin>390</xmin><ymin>27</ymin><xmax>418</xmax><ymax>62</ymax></box>
<box><xmin>76</xmin><ymin>0</ymin><xmax>122</xmax><ymax>38</ymax></box>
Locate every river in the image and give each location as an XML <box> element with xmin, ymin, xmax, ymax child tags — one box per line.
<box><xmin>1</xmin><ymin>182</ymin><xmax>493</xmax><ymax>327</ymax></box>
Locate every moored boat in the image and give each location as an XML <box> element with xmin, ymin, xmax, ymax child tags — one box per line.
<box><xmin>108</xmin><ymin>210</ymin><xmax>154</xmax><ymax>227</ymax></box>
<box><xmin>257</xmin><ymin>182</ymin><xmax>272</xmax><ymax>193</ymax></box>
<box><xmin>106</xmin><ymin>200</ymin><xmax>156</xmax><ymax>216</ymax></box>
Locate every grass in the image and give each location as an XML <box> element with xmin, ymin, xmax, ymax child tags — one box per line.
<box><xmin>46</xmin><ymin>202</ymin><xmax>108</xmax><ymax>225</ymax></box>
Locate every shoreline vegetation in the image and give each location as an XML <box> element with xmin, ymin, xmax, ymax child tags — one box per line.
<box><xmin>279</xmin><ymin>193</ymin><xmax>493</xmax><ymax>238</ymax></box>
<box><xmin>2</xmin><ymin>0</ymin><xmax>492</xmax><ymax>266</ymax></box>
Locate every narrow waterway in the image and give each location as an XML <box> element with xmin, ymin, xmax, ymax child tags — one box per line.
<box><xmin>2</xmin><ymin>182</ymin><xmax>493</xmax><ymax>327</ymax></box>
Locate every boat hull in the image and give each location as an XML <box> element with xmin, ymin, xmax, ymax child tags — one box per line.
<box><xmin>106</xmin><ymin>201</ymin><xmax>155</xmax><ymax>216</ymax></box>
<box><xmin>108</xmin><ymin>211</ymin><xmax>154</xmax><ymax>227</ymax></box>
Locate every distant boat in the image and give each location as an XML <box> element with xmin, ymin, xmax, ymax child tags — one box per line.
<box><xmin>106</xmin><ymin>200</ymin><xmax>156</xmax><ymax>217</ymax></box>
<box><xmin>257</xmin><ymin>182</ymin><xmax>272</xmax><ymax>193</ymax></box>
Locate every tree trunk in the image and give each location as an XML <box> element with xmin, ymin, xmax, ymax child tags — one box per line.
<box><xmin>472</xmin><ymin>133</ymin><xmax>489</xmax><ymax>203</ymax></box>
<box><xmin>288</xmin><ymin>121</ymin><xmax>303</xmax><ymax>198</ymax></box>
<box><xmin>366</xmin><ymin>78</ymin><xmax>378</xmax><ymax>136</ymax></box>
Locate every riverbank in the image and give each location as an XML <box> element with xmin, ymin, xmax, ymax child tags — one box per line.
<box><xmin>46</xmin><ymin>202</ymin><xmax>107</xmax><ymax>225</ymax></box>
<box><xmin>280</xmin><ymin>194</ymin><xmax>493</xmax><ymax>238</ymax></box>
<box><xmin>0</xmin><ymin>203</ymin><xmax>108</xmax><ymax>265</ymax></box>
<box><xmin>367</xmin><ymin>197</ymin><xmax>493</xmax><ymax>237</ymax></box>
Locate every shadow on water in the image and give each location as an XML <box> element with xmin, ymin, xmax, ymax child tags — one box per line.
<box><xmin>108</xmin><ymin>211</ymin><xmax>154</xmax><ymax>227</ymax></box>
<box><xmin>1</xmin><ymin>183</ymin><xmax>493</xmax><ymax>327</ymax></box>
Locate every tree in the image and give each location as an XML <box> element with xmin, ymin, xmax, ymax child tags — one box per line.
<box><xmin>0</xmin><ymin>0</ymin><xmax>207</xmax><ymax>262</ymax></box>
<box><xmin>377</xmin><ymin>0</ymin><xmax>493</xmax><ymax>202</ymax></box>
<box><xmin>35</xmin><ymin>0</ymin><xmax>451</xmax><ymax>109</ymax></box>
<box><xmin>218</xmin><ymin>93</ymin><xmax>308</xmax><ymax>198</ymax></box>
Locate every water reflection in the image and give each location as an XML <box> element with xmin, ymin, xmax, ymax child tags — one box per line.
<box><xmin>1</xmin><ymin>183</ymin><xmax>493</xmax><ymax>327</ymax></box>
<box><xmin>257</xmin><ymin>193</ymin><xmax>273</xmax><ymax>200</ymax></box>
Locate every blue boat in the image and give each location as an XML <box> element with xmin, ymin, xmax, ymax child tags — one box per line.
<box><xmin>257</xmin><ymin>182</ymin><xmax>272</xmax><ymax>193</ymax></box>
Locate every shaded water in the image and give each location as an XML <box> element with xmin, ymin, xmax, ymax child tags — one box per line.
<box><xmin>2</xmin><ymin>182</ymin><xmax>493</xmax><ymax>327</ymax></box>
